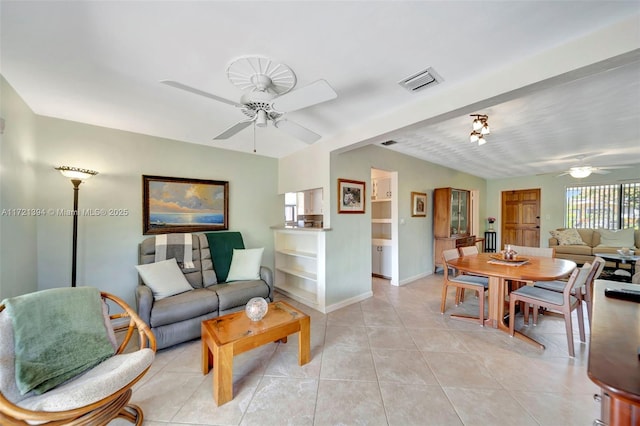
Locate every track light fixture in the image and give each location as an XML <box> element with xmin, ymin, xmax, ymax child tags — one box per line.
<box><xmin>469</xmin><ymin>114</ymin><xmax>490</xmax><ymax>144</ymax></box>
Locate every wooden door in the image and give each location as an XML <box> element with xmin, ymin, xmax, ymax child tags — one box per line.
<box><xmin>501</xmin><ymin>189</ymin><xmax>541</xmax><ymax>248</ymax></box>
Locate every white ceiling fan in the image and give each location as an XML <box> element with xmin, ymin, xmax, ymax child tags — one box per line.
<box><xmin>161</xmin><ymin>56</ymin><xmax>337</xmax><ymax>144</ymax></box>
<box><xmin>557</xmin><ymin>156</ymin><xmax>630</xmax><ymax>178</ymax></box>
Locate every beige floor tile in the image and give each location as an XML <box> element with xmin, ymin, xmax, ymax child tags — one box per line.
<box><xmin>444</xmin><ymin>387</ymin><xmax>539</xmax><ymax>425</ymax></box>
<box><xmin>511</xmin><ymin>390</ymin><xmax>600</xmax><ymax>425</ymax></box>
<box><xmin>240</xmin><ymin>377</ymin><xmax>318</xmax><ymax>425</ymax></box>
<box><xmin>379</xmin><ymin>382</ymin><xmax>463</xmax><ymax>426</ymax></box>
<box><xmin>324</xmin><ymin>324</ymin><xmax>370</xmax><ymax>348</ymax></box>
<box><xmin>367</xmin><ymin>326</ymin><xmax>418</xmax><ymax>350</ymax></box>
<box><xmin>423</xmin><ymin>352</ymin><xmax>502</xmax><ymax>389</ymax></box>
<box><xmin>407</xmin><ymin>328</ymin><xmax>469</xmax><ymax>353</ymax></box>
<box><xmin>171</xmin><ymin>374</ymin><xmax>261</xmax><ymax>425</ymax></box>
<box><xmin>264</xmin><ymin>345</ymin><xmax>322</xmax><ymax>378</ymax></box>
<box><xmin>314</xmin><ymin>379</ymin><xmax>387</xmax><ymax>426</ymax></box>
<box><xmin>319</xmin><ymin>344</ymin><xmax>377</xmax><ymax>381</ymax></box>
<box><xmin>372</xmin><ymin>348</ymin><xmax>438</xmax><ymax>385</ymax></box>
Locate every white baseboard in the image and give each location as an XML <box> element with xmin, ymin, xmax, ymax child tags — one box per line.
<box><xmin>323</xmin><ymin>291</ymin><xmax>373</xmax><ymax>313</ymax></box>
<box><xmin>398</xmin><ymin>271</ymin><xmax>433</xmax><ymax>286</ymax></box>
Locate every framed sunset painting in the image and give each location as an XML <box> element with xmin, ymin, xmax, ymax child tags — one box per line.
<box><xmin>142</xmin><ymin>175</ymin><xmax>229</xmax><ymax>234</ymax></box>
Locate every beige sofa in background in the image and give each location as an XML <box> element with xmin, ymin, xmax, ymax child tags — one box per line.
<box><xmin>548</xmin><ymin>228</ymin><xmax>640</xmax><ymax>266</ymax></box>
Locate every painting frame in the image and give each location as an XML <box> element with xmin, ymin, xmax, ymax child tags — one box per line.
<box><xmin>337</xmin><ymin>178</ymin><xmax>366</xmax><ymax>214</ymax></box>
<box><xmin>411</xmin><ymin>191</ymin><xmax>427</xmax><ymax>217</ymax></box>
<box><xmin>142</xmin><ymin>175</ymin><xmax>229</xmax><ymax>235</ymax></box>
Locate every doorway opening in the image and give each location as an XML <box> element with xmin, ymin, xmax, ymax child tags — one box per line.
<box><xmin>371</xmin><ymin>168</ymin><xmax>399</xmax><ymax>285</ymax></box>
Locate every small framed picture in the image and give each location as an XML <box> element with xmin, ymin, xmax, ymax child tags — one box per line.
<box><xmin>411</xmin><ymin>192</ymin><xmax>427</xmax><ymax>217</ymax></box>
<box><xmin>337</xmin><ymin>178</ymin><xmax>365</xmax><ymax>214</ymax></box>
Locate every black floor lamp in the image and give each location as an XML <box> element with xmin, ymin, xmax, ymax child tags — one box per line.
<box><xmin>55</xmin><ymin>166</ymin><xmax>98</xmax><ymax>287</ymax></box>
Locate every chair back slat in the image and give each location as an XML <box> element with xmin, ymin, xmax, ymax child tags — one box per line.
<box><xmin>459</xmin><ymin>246</ymin><xmax>479</xmax><ymax>256</ymax></box>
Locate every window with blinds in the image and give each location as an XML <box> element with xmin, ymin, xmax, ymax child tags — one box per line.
<box><xmin>565</xmin><ymin>182</ymin><xmax>640</xmax><ymax>229</ymax></box>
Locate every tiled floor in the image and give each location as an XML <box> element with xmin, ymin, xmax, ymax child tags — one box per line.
<box><xmin>113</xmin><ymin>274</ymin><xmax>601</xmax><ymax>425</ymax></box>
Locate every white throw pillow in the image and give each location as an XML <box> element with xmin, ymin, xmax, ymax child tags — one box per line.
<box><xmin>549</xmin><ymin>229</ymin><xmax>586</xmax><ymax>246</ymax></box>
<box><xmin>135</xmin><ymin>258</ymin><xmax>193</xmax><ymax>300</ymax></box>
<box><xmin>226</xmin><ymin>248</ymin><xmax>264</xmax><ymax>282</ymax></box>
<box><xmin>597</xmin><ymin>228</ymin><xmax>636</xmax><ymax>248</ymax></box>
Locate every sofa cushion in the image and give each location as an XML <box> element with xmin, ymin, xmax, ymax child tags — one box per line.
<box><xmin>150</xmin><ymin>288</ymin><xmax>219</xmax><ymax>327</ymax></box>
<box><xmin>227</xmin><ymin>248</ymin><xmax>264</xmax><ymax>282</ymax></box>
<box><xmin>210</xmin><ymin>280</ymin><xmax>270</xmax><ymax>311</ymax></box>
<box><xmin>549</xmin><ymin>229</ymin><xmax>586</xmax><ymax>246</ymax></box>
<box><xmin>135</xmin><ymin>258</ymin><xmax>193</xmax><ymax>300</ymax></box>
<box><xmin>554</xmin><ymin>245</ymin><xmax>593</xmax><ymax>256</ymax></box>
<box><xmin>140</xmin><ymin>234</ymin><xmax>206</xmax><ymax>288</ymax></box>
<box><xmin>597</xmin><ymin>228</ymin><xmax>637</xmax><ymax>248</ymax></box>
<box><xmin>206</xmin><ymin>232</ymin><xmax>245</xmax><ymax>283</ymax></box>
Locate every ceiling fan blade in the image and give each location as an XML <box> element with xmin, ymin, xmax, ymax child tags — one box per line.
<box><xmin>271</xmin><ymin>79</ymin><xmax>337</xmax><ymax>112</ymax></box>
<box><xmin>591</xmin><ymin>169</ymin><xmax>611</xmax><ymax>175</ymax></box>
<box><xmin>274</xmin><ymin>119</ymin><xmax>321</xmax><ymax>144</ymax></box>
<box><xmin>213</xmin><ymin>120</ymin><xmax>253</xmax><ymax>140</ymax></box>
<box><xmin>161</xmin><ymin>80</ymin><xmax>243</xmax><ymax>107</ymax></box>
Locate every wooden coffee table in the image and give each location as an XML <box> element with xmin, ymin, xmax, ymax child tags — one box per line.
<box><xmin>201</xmin><ymin>300</ymin><xmax>310</xmax><ymax>406</ymax></box>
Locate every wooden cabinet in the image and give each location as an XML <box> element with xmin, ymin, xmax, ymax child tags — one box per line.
<box><xmin>589</xmin><ymin>280</ymin><xmax>640</xmax><ymax>425</ymax></box>
<box><xmin>434</xmin><ymin>188</ymin><xmax>474</xmax><ymax>270</ymax></box>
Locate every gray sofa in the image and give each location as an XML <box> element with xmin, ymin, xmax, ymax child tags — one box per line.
<box><xmin>135</xmin><ymin>232</ymin><xmax>273</xmax><ymax>350</ymax></box>
<box><xmin>548</xmin><ymin>228</ymin><xmax>640</xmax><ymax>265</ymax></box>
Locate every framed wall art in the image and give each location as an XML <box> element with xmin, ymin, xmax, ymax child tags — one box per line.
<box><xmin>337</xmin><ymin>178</ymin><xmax>365</xmax><ymax>214</ymax></box>
<box><xmin>142</xmin><ymin>175</ymin><xmax>229</xmax><ymax>235</ymax></box>
<box><xmin>411</xmin><ymin>192</ymin><xmax>427</xmax><ymax>217</ymax></box>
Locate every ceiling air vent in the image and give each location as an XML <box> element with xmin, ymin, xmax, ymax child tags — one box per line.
<box><xmin>381</xmin><ymin>140</ymin><xmax>397</xmax><ymax>146</ymax></box>
<box><xmin>398</xmin><ymin>67</ymin><xmax>443</xmax><ymax>93</ymax></box>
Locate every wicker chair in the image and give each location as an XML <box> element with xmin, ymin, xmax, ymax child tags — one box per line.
<box><xmin>0</xmin><ymin>290</ymin><xmax>156</xmax><ymax>426</ymax></box>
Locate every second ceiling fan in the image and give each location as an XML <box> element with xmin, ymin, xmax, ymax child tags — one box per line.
<box><xmin>162</xmin><ymin>56</ymin><xmax>338</xmax><ymax>144</ymax></box>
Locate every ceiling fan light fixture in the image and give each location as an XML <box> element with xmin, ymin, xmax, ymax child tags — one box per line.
<box><xmin>481</xmin><ymin>123</ymin><xmax>490</xmax><ymax>135</ymax></box>
<box><xmin>478</xmin><ymin>136</ymin><xmax>487</xmax><ymax>145</ymax></box>
<box><xmin>470</xmin><ymin>131</ymin><xmax>480</xmax><ymax>143</ymax></box>
<box><xmin>472</xmin><ymin>118</ymin><xmax>483</xmax><ymax>131</ymax></box>
<box><xmin>256</xmin><ymin>109</ymin><xmax>268</xmax><ymax>127</ymax></box>
<box><xmin>569</xmin><ymin>166</ymin><xmax>592</xmax><ymax>178</ymax></box>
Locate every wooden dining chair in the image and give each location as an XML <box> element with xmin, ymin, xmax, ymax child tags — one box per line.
<box><xmin>534</xmin><ymin>256</ymin><xmax>604</xmax><ymax>324</ymax></box>
<box><xmin>508</xmin><ymin>263</ymin><xmax>591</xmax><ymax>357</ymax></box>
<box><xmin>456</xmin><ymin>246</ymin><xmax>487</xmax><ymax>303</ymax></box>
<box><xmin>507</xmin><ymin>245</ymin><xmax>556</xmax><ymax>321</ymax></box>
<box><xmin>441</xmin><ymin>249</ymin><xmax>489</xmax><ymax>326</ymax></box>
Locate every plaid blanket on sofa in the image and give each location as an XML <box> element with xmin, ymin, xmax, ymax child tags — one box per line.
<box><xmin>154</xmin><ymin>233</ymin><xmax>195</xmax><ymax>269</ymax></box>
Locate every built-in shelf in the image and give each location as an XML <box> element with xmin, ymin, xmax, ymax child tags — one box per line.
<box><xmin>276</xmin><ymin>248</ymin><xmax>317</xmax><ymax>259</ymax></box>
<box><xmin>274</xmin><ymin>228</ymin><xmax>327</xmax><ymax>312</ymax></box>
<box><xmin>371</xmin><ymin>175</ymin><xmax>394</xmax><ymax>280</ymax></box>
<box><xmin>371</xmin><ymin>218</ymin><xmax>392</xmax><ymax>224</ymax></box>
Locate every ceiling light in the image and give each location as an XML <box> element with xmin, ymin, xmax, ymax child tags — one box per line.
<box><xmin>256</xmin><ymin>109</ymin><xmax>268</xmax><ymax>127</ymax></box>
<box><xmin>469</xmin><ymin>114</ymin><xmax>490</xmax><ymax>145</ymax></box>
<box><xmin>569</xmin><ymin>166</ymin><xmax>592</xmax><ymax>178</ymax></box>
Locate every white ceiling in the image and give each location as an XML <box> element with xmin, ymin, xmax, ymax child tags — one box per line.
<box><xmin>1</xmin><ymin>1</ymin><xmax>639</xmax><ymax>179</ymax></box>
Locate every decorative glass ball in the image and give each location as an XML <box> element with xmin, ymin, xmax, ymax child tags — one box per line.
<box><xmin>245</xmin><ymin>297</ymin><xmax>268</xmax><ymax>321</ymax></box>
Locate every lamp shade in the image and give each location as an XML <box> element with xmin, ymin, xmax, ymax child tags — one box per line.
<box><xmin>55</xmin><ymin>166</ymin><xmax>98</xmax><ymax>180</ymax></box>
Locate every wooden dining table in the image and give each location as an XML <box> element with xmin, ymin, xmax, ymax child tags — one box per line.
<box><xmin>446</xmin><ymin>252</ymin><xmax>577</xmax><ymax>348</ymax></box>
